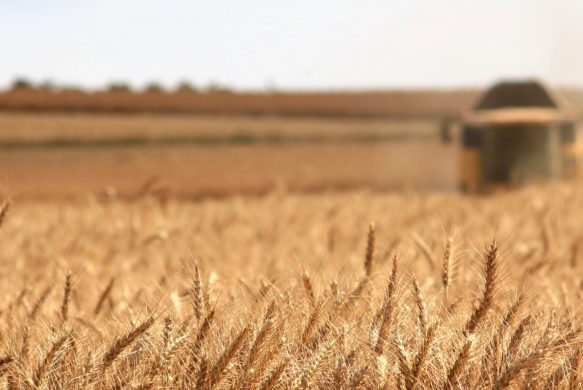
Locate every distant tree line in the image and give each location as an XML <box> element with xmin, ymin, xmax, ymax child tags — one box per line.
<box><xmin>6</xmin><ymin>77</ymin><xmax>233</xmax><ymax>94</ymax></box>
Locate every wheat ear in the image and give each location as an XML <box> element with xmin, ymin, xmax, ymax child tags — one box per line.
<box><xmin>0</xmin><ymin>201</ymin><xmax>10</xmax><ymax>228</ymax></box>
<box><xmin>412</xmin><ymin>275</ymin><xmax>427</xmax><ymax>336</ymax></box>
<box><xmin>375</xmin><ymin>255</ymin><xmax>398</xmax><ymax>355</ymax></box>
<box><xmin>61</xmin><ymin>271</ymin><xmax>72</xmax><ymax>322</ymax></box>
<box><xmin>260</xmin><ymin>358</ymin><xmax>289</xmax><ymax>390</ymax></box>
<box><xmin>32</xmin><ymin>333</ymin><xmax>69</xmax><ymax>386</ymax></box>
<box><xmin>364</xmin><ymin>222</ymin><xmax>376</xmax><ymax>277</ymax></box>
<box><xmin>102</xmin><ymin>315</ymin><xmax>156</xmax><ymax>371</ymax></box>
<box><xmin>409</xmin><ymin>322</ymin><xmax>438</xmax><ymax>389</ymax></box>
<box><xmin>568</xmin><ymin>347</ymin><xmax>582</xmax><ymax>390</ymax></box>
<box><xmin>442</xmin><ymin>236</ymin><xmax>453</xmax><ymax>305</ymax></box>
<box><xmin>206</xmin><ymin>325</ymin><xmax>250</xmax><ymax>388</ymax></box>
<box><xmin>464</xmin><ymin>240</ymin><xmax>498</xmax><ymax>335</ymax></box>
<box><xmin>191</xmin><ymin>261</ymin><xmax>203</xmax><ymax>321</ymax></box>
<box><xmin>248</xmin><ymin>300</ymin><xmax>276</xmax><ymax>367</ymax></box>
<box><xmin>29</xmin><ymin>286</ymin><xmax>52</xmax><ymax>320</ymax></box>
<box><xmin>444</xmin><ymin>337</ymin><xmax>473</xmax><ymax>390</ymax></box>
<box><xmin>302</xmin><ymin>270</ymin><xmax>316</xmax><ymax>306</ymax></box>
<box><xmin>0</xmin><ymin>355</ymin><xmax>14</xmax><ymax>375</ymax></box>
<box><xmin>494</xmin><ymin>329</ymin><xmax>582</xmax><ymax>390</ymax></box>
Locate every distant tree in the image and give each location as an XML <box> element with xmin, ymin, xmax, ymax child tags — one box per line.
<box><xmin>145</xmin><ymin>82</ymin><xmax>164</xmax><ymax>93</ymax></box>
<box><xmin>11</xmin><ymin>77</ymin><xmax>34</xmax><ymax>90</ymax></box>
<box><xmin>206</xmin><ymin>82</ymin><xmax>232</xmax><ymax>94</ymax></box>
<box><xmin>107</xmin><ymin>82</ymin><xmax>132</xmax><ymax>92</ymax></box>
<box><xmin>38</xmin><ymin>80</ymin><xmax>56</xmax><ymax>91</ymax></box>
<box><xmin>176</xmin><ymin>80</ymin><xmax>197</xmax><ymax>92</ymax></box>
<box><xmin>60</xmin><ymin>85</ymin><xmax>84</xmax><ymax>93</ymax></box>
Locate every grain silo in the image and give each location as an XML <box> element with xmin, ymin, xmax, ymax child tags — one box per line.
<box><xmin>459</xmin><ymin>80</ymin><xmax>578</xmax><ymax>192</ymax></box>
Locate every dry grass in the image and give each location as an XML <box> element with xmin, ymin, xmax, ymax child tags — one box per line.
<box><xmin>0</xmin><ymin>182</ymin><xmax>583</xmax><ymax>388</ymax></box>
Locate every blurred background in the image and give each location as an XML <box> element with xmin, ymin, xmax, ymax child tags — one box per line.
<box><xmin>2</xmin><ymin>0</ymin><xmax>583</xmax><ymax>199</ymax></box>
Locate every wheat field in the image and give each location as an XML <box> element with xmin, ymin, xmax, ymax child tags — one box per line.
<box><xmin>0</xmin><ymin>183</ymin><xmax>582</xmax><ymax>389</ymax></box>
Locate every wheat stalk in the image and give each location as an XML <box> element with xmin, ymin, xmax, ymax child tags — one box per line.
<box><xmin>94</xmin><ymin>277</ymin><xmax>115</xmax><ymax>315</ymax></box>
<box><xmin>412</xmin><ymin>233</ymin><xmax>435</xmax><ymax>270</ymax></box>
<box><xmin>29</xmin><ymin>286</ymin><xmax>52</xmax><ymax>320</ymax></box>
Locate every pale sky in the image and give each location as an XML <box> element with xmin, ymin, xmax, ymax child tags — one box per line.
<box><xmin>1</xmin><ymin>0</ymin><xmax>583</xmax><ymax>91</ymax></box>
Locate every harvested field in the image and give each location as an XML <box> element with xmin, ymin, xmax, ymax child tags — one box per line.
<box><xmin>0</xmin><ymin>183</ymin><xmax>582</xmax><ymax>388</ymax></box>
<box><xmin>0</xmin><ymin>113</ymin><xmax>438</xmax><ymax>143</ymax></box>
<box><xmin>0</xmin><ymin>113</ymin><xmax>455</xmax><ymax>199</ymax></box>
<box><xmin>0</xmin><ymin>141</ymin><xmax>456</xmax><ymax>199</ymax></box>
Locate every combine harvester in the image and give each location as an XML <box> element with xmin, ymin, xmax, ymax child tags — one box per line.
<box><xmin>444</xmin><ymin>80</ymin><xmax>580</xmax><ymax>192</ymax></box>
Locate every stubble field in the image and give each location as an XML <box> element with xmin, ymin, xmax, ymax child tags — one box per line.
<box><xmin>0</xmin><ymin>113</ymin><xmax>455</xmax><ymax>199</ymax></box>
